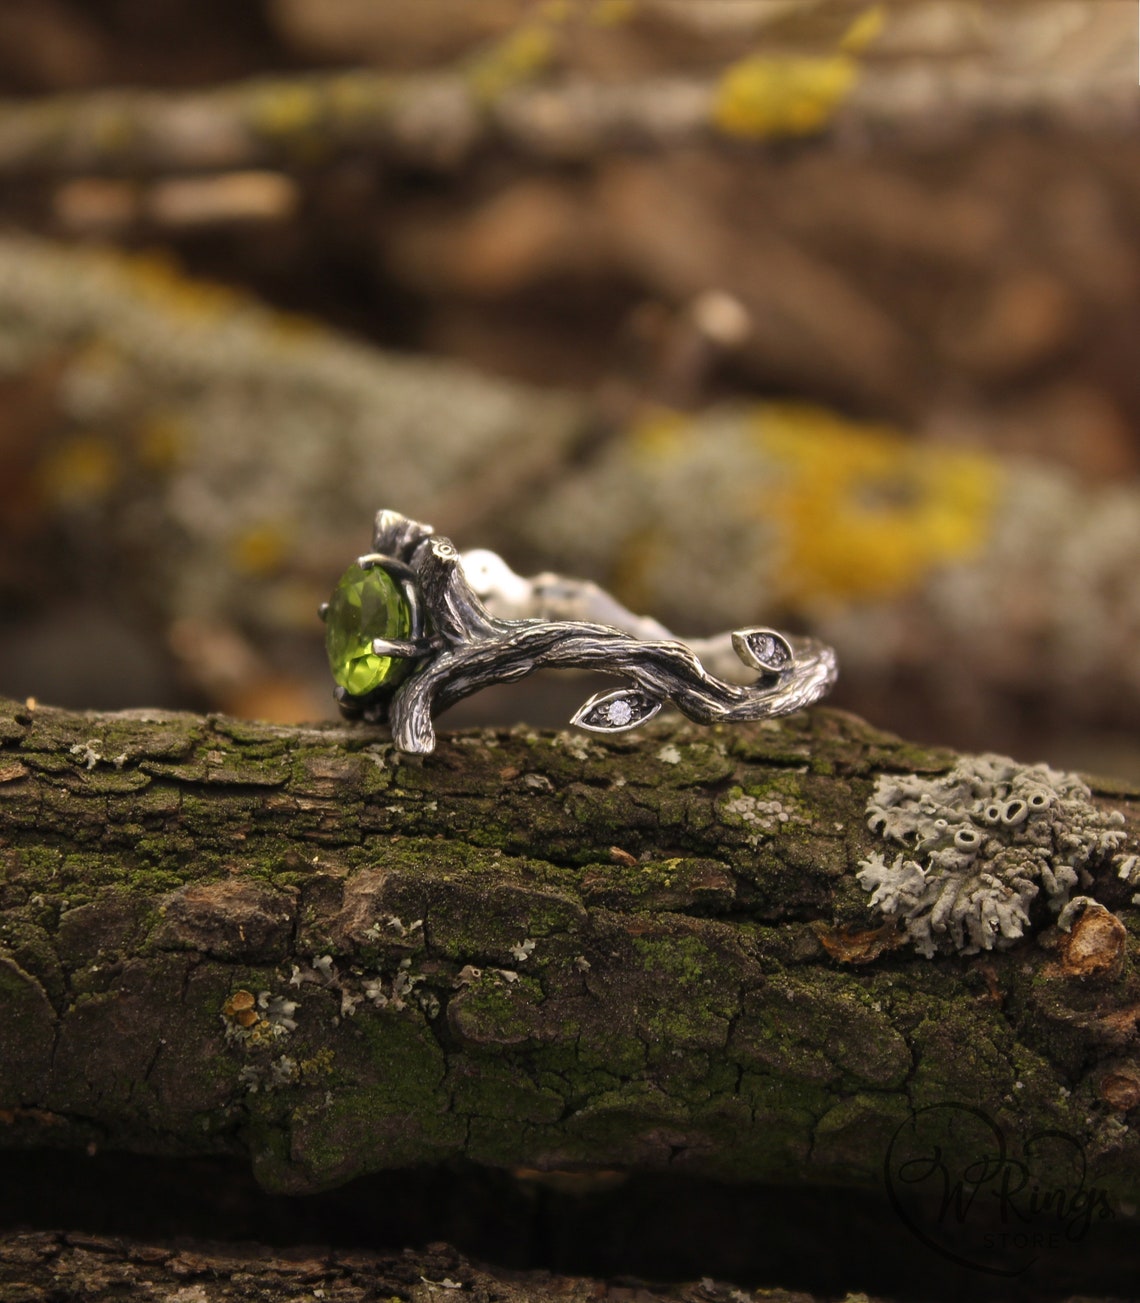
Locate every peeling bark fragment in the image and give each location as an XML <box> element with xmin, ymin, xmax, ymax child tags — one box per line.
<box><xmin>153</xmin><ymin>879</ymin><xmax>298</xmax><ymax>962</ymax></box>
<box><xmin>810</xmin><ymin>919</ymin><xmax>907</xmax><ymax>965</ymax></box>
<box><xmin>1059</xmin><ymin>899</ymin><xmax>1128</xmax><ymax>981</ymax></box>
<box><xmin>1099</xmin><ymin>1062</ymin><xmax>1140</xmax><ymax>1113</ymax></box>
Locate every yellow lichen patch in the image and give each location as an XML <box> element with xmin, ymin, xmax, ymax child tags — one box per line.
<box><xmin>628</xmin><ymin>407</ymin><xmax>688</xmax><ymax>461</ymax></box>
<box><xmin>299</xmin><ymin>1047</ymin><xmax>335</xmax><ymax>1084</ymax></box>
<box><xmin>610</xmin><ymin>410</ymin><xmax>697</xmax><ymax>612</ymax></box>
<box><xmin>84</xmin><ymin>244</ymin><xmax>313</xmax><ymax>338</ymax></box>
<box><xmin>36</xmin><ymin>433</ymin><xmax>119</xmax><ymax>506</ymax></box>
<box><xmin>133</xmin><ymin>411</ymin><xmax>188</xmax><ymax>471</ymax></box>
<box><xmin>326</xmin><ymin>71</ymin><xmax>393</xmax><ymax>128</ymax></box>
<box><xmin>265</xmin><ymin>310</ymin><xmax>321</xmax><ymax>348</ymax></box>
<box><xmin>839</xmin><ymin>4</ymin><xmax>886</xmax><ymax>54</ymax></box>
<box><xmin>712</xmin><ymin>54</ymin><xmax>857</xmax><ymax>139</ymax></box>
<box><xmin>250</xmin><ymin>81</ymin><xmax>322</xmax><ymax>139</ymax></box>
<box><xmin>607</xmin><ymin>523</ymin><xmax>669</xmax><ymax>616</ymax></box>
<box><xmin>229</xmin><ymin>522</ymin><xmax>290</xmax><ymax>577</ymax></box>
<box><xmin>467</xmin><ymin>23</ymin><xmax>557</xmax><ymax>103</ymax></box>
<box><xmin>89</xmin><ymin>103</ymin><xmax>135</xmax><ymax>154</ymax></box>
<box><xmin>750</xmin><ymin>405</ymin><xmax>1000</xmax><ymax>607</ymax></box>
<box><xmin>589</xmin><ymin>0</ymin><xmax>636</xmax><ymax>25</ymax></box>
<box><xmin>118</xmin><ymin>250</ymin><xmax>245</xmax><ymax>323</ymax></box>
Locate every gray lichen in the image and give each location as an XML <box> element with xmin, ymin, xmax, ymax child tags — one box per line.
<box><xmin>289</xmin><ymin>950</ymin><xmax>438</xmax><ymax>1018</ymax></box>
<box><xmin>857</xmin><ymin>754</ymin><xmax>1129</xmax><ymax>957</ymax></box>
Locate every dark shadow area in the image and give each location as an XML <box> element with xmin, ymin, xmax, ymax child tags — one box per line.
<box><xmin>0</xmin><ymin>1151</ymin><xmax>1134</xmax><ymax>1301</ymax></box>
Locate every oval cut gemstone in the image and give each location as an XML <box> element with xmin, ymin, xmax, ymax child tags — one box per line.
<box><xmin>325</xmin><ymin>562</ymin><xmax>413</xmax><ymax>696</ymax></box>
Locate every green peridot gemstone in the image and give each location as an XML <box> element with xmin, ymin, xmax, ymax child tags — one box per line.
<box><xmin>325</xmin><ymin>562</ymin><xmax>413</xmax><ymax>696</ymax></box>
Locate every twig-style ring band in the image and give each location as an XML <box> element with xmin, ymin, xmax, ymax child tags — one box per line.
<box><xmin>321</xmin><ymin>509</ymin><xmax>838</xmax><ymax>755</ymax></box>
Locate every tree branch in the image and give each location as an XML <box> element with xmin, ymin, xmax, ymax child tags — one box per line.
<box><xmin>0</xmin><ymin>19</ymin><xmax>1134</xmax><ymax>180</ymax></box>
<box><xmin>1</xmin><ymin>696</ymin><xmax>1137</xmax><ymax>1199</ymax></box>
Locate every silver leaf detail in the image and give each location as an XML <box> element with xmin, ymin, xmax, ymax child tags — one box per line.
<box><xmin>570</xmin><ymin>687</ymin><xmax>663</xmax><ymax>733</ymax></box>
<box><xmin>732</xmin><ymin>627</ymin><xmax>794</xmax><ymax>673</ymax></box>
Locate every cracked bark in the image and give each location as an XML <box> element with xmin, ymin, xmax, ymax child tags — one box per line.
<box><xmin>0</xmin><ymin>695</ymin><xmax>1138</xmax><ymax>1201</ymax></box>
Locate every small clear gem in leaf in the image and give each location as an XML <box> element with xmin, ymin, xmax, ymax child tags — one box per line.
<box><xmin>571</xmin><ymin>688</ymin><xmax>663</xmax><ymax>733</ymax></box>
<box><xmin>733</xmin><ymin>627</ymin><xmax>794</xmax><ymax>672</ymax></box>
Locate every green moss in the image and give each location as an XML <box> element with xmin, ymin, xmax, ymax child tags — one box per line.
<box><xmin>245</xmin><ymin>1095</ymin><xmax>297</xmax><ymax>1192</ymax></box>
<box><xmin>577</xmin><ymin>857</ymin><xmax>736</xmax><ymax>914</ymax></box>
<box><xmin>732</xmin><ymin>970</ymin><xmax>911</xmax><ymax>1089</ymax></box>
<box><xmin>281</xmin><ymin>1013</ymin><xmax>463</xmax><ymax>1189</ymax></box>
<box><xmin>645</xmin><ymin>1003</ymin><xmax>730</xmax><ymax>1053</ymax></box>
<box><xmin>583</xmin><ymin>1032</ymin><xmax>649</xmax><ymax>1077</ymax></box>
<box><xmin>69</xmin><ymin>768</ymin><xmax>152</xmax><ymax>795</ymax></box>
<box><xmin>21</xmin><ymin>753</ymin><xmax>79</xmax><ymax>776</ymax></box>
<box><xmin>4</xmin><ymin>698</ymin><xmax>1131</xmax><ymax>1193</ymax></box>
<box><xmin>465</xmin><ymin>1115</ymin><xmax>553</xmax><ymax>1166</ymax></box>
<box><xmin>903</xmin><ymin>992</ymin><xmax>1020</xmax><ymax>1106</ymax></box>
<box><xmin>649</xmin><ymin>740</ymin><xmax>735</xmax><ymax>787</ymax></box>
<box><xmin>208</xmin><ymin>718</ymin><xmax>291</xmax><ymax>755</ymax></box>
<box><xmin>46</xmin><ymin>852</ymin><xmax>157</xmax><ymax>892</ymax></box>
<box><xmin>633</xmin><ymin>933</ymin><xmax>715</xmax><ymax>985</ymax></box>
<box><xmin>810</xmin><ymin>1092</ymin><xmax>912</xmax><ymax>1177</ymax></box>
<box><xmin>449</xmin><ymin>974</ymin><xmax>545</xmax><ymax>1047</ymax></box>
<box><xmin>5</xmin><ymin>845</ymin><xmax>62</xmax><ymax>886</ymax></box>
<box><xmin>0</xmin><ymin>698</ymin><xmax>33</xmax><ymax>743</ymax></box>
<box><xmin>449</xmin><ymin>1058</ymin><xmax>563</xmax><ymax>1124</ymax></box>
<box><xmin>561</xmin><ymin>1079</ymin><xmax>690</xmax><ymax>1159</ymax></box>
<box><xmin>0</xmin><ymin>918</ymin><xmax>65</xmax><ymax>1005</ymax></box>
<box><xmin>423</xmin><ymin>869</ymin><xmax>585</xmax><ymax>962</ymax></box>
<box><xmin>745</xmin><ymin>770</ymin><xmax>807</xmax><ymax>799</ymax></box>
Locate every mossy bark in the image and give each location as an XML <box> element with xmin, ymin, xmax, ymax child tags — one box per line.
<box><xmin>1</xmin><ymin>696</ymin><xmax>1138</xmax><ymax>1199</ymax></box>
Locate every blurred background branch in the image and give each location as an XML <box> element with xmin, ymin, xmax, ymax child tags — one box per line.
<box><xmin>0</xmin><ymin>6</ymin><xmax>1133</xmax><ymax>178</ymax></box>
<box><xmin>0</xmin><ymin>0</ymin><xmax>1138</xmax><ymax>779</ymax></box>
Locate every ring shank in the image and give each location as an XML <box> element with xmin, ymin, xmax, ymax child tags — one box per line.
<box><xmin>459</xmin><ymin>548</ymin><xmax>827</xmax><ymax>687</ymax></box>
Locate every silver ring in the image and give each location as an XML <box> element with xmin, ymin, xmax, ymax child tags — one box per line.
<box><xmin>320</xmin><ymin>509</ymin><xmax>838</xmax><ymax>755</ymax></box>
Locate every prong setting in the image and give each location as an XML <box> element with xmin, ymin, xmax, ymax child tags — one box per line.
<box><xmin>372</xmin><ymin>637</ymin><xmax>432</xmax><ymax>658</ymax></box>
